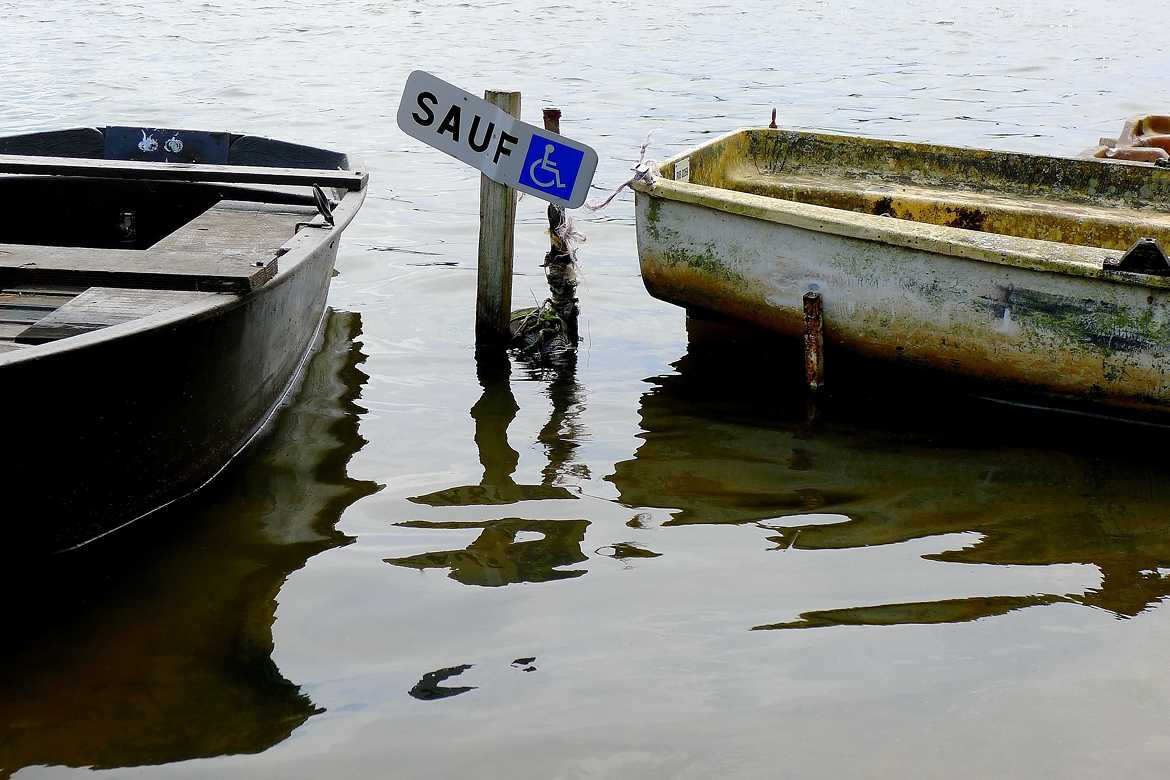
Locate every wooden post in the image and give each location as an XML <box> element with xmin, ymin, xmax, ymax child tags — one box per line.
<box><xmin>803</xmin><ymin>291</ymin><xmax>824</xmax><ymax>391</ymax></box>
<box><xmin>541</xmin><ymin>106</ymin><xmax>579</xmax><ymax>347</ymax></box>
<box><xmin>476</xmin><ymin>90</ymin><xmax>521</xmax><ymax>345</ymax></box>
<box><xmin>542</xmin><ymin>108</ymin><xmax>561</xmax><ymax>135</ymax></box>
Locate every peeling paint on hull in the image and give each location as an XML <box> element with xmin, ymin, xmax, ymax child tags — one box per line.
<box><xmin>633</xmin><ymin>129</ymin><xmax>1170</xmax><ymax>416</ymax></box>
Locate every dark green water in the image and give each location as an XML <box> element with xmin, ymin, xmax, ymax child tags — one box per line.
<box><xmin>4</xmin><ymin>0</ymin><xmax>1170</xmax><ymax>777</ymax></box>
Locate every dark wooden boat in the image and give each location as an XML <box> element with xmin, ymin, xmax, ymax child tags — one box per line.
<box><xmin>0</xmin><ymin>126</ymin><xmax>368</xmax><ymax>553</ymax></box>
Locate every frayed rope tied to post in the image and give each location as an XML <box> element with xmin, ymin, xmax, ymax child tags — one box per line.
<box><xmin>549</xmin><ymin>212</ymin><xmax>587</xmax><ymax>259</ymax></box>
<box><xmin>585</xmin><ymin>132</ymin><xmax>657</xmax><ymax>212</ymax></box>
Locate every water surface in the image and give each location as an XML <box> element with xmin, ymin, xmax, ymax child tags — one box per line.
<box><xmin>2</xmin><ymin>1</ymin><xmax>1170</xmax><ymax>777</ymax></box>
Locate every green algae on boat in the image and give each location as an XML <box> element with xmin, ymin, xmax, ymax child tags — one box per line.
<box><xmin>633</xmin><ymin>127</ymin><xmax>1170</xmax><ymax>418</ymax></box>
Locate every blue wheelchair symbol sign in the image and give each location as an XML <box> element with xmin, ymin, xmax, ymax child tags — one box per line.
<box><xmin>519</xmin><ymin>134</ymin><xmax>585</xmax><ymax>199</ymax></box>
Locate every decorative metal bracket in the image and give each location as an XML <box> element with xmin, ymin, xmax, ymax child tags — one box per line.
<box><xmin>1103</xmin><ymin>237</ymin><xmax>1170</xmax><ymax>276</ymax></box>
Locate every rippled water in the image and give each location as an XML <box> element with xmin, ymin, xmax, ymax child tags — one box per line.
<box><xmin>3</xmin><ymin>1</ymin><xmax>1170</xmax><ymax>777</ymax></box>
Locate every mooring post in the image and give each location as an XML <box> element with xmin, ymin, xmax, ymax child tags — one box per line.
<box><xmin>476</xmin><ymin>89</ymin><xmax>521</xmax><ymax>345</ymax></box>
<box><xmin>541</xmin><ymin>107</ymin><xmax>580</xmax><ymax>347</ymax></box>
<box><xmin>803</xmin><ymin>291</ymin><xmax>824</xmax><ymax>391</ymax></box>
<box><xmin>543</xmin><ymin>107</ymin><xmax>564</xmax><ymax>241</ymax></box>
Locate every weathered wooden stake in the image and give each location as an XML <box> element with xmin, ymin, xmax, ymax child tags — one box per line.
<box><xmin>541</xmin><ymin>107</ymin><xmax>579</xmax><ymax>347</ymax></box>
<box><xmin>476</xmin><ymin>89</ymin><xmax>521</xmax><ymax>345</ymax></box>
<box><xmin>803</xmin><ymin>291</ymin><xmax>824</xmax><ymax>391</ymax></box>
<box><xmin>543</xmin><ymin>108</ymin><xmax>564</xmax><ymax>247</ymax></box>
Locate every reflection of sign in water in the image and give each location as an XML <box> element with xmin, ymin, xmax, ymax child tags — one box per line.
<box><xmin>392</xmin><ymin>349</ymin><xmax>594</xmax><ymax>587</ymax></box>
<box><xmin>387</xmin><ymin>518</ymin><xmax>589</xmax><ymax>587</ymax></box>
<box><xmin>396</xmin><ymin>70</ymin><xmax>598</xmax><ymax>208</ymax></box>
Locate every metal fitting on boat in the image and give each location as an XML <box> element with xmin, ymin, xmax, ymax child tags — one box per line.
<box><xmin>1104</xmin><ymin>237</ymin><xmax>1170</xmax><ymax>276</ymax></box>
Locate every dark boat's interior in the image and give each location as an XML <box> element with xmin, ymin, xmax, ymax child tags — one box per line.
<box><xmin>0</xmin><ymin>126</ymin><xmax>350</xmax><ymax>355</ymax></box>
<box><xmin>0</xmin><ymin>178</ymin><xmax>220</xmax><ymax>250</ymax></box>
<box><xmin>0</xmin><ymin>197</ymin><xmax>310</xmax><ymax>352</ymax></box>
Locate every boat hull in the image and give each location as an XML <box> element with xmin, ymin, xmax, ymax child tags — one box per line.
<box><xmin>636</xmin><ymin>190</ymin><xmax>1170</xmax><ymax>417</ymax></box>
<box><xmin>3</xmin><ymin>233</ymin><xmax>339</xmax><ymax>553</ymax></box>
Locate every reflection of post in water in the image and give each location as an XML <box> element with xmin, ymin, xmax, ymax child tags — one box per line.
<box><xmin>526</xmin><ymin>352</ymin><xmax>590</xmax><ymax>487</ymax></box>
<box><xmin>474</xmin><ymin>344</ymin><xmax>522</xmax><ymax>490</ymax></box>
<box><xmin>390</xmin><ymin>351</ymin><xmax>589</xmax><ymax>586</ymax></box>
<box><xmin>608</xmin><ymin>331</ymin><xmax>1170</xmax><ymax>630</ymax></box>
<box><xmin>0</xmin><ymin>310</ymin><xmax>382</xmax><ymax>775</ymax></box>
<box><xmin>408</xmin><ymin>348</ymin><xmax>583</xmax><ymax>506</ymax></box>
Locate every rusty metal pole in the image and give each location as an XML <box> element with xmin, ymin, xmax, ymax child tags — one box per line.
<box><xmin>543</xmin><ymin>107</ymin><xmax>565</xmax><ymax>255</ymax></box>
<box><xmin>541</xmin><ymin>106</ymin><xmax>579</xmax><ymax>346</ymax></box>
<box><xmin>803</xmin><ymin>291</ymin><xmax>824</xmax><ymax>392</ymax></box>
<box><xmin>542</xmin><ymin>109</ymin><xmax>562</xmax><ymax>140</ymax></box>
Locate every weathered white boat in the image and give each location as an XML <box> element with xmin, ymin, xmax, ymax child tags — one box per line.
<box><xmin>633</xmin><ymin>128</ymin><xmax>1170</xmax><ymax>418</ymax></box>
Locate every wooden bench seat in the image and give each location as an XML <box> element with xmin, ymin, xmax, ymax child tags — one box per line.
<box><xmin>15</xmin><ymin>286</ymin><xmax>225</xmax><ymax>345</ymax></box>
<box><xmin>0</xmin><ymin>202</ymin><xmax>308</xmax><ymax>294</ymax></box>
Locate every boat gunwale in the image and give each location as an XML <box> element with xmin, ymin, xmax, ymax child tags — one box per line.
<box><xmin>0</xmin><ymin>181</ymin><xmax>366</xmax><ymax>367</ymax></box>
<box><xmin>634</xmin><ymin>127</ymin><xmax>1170</xmax><ymax>291</ymax></box>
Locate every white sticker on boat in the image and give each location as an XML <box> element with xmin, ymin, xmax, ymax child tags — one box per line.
<box><xmin>674</xmin><ymin>157</ymin><xmax>690</xmax><ymax>182</ymax></box>
<box><xmin>138</xmin><ymin>130</ymin><xmax>158</xmax><ymax>153</ymax></box>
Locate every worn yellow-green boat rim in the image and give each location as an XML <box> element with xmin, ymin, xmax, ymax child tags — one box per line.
<box><xmin>632</xmin><ymin>127</ymin><xmax>1170</xmax><ymax>290</ymax></box>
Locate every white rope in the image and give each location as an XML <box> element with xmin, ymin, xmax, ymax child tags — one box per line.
<box><xmin>553</xmin><ymin>213</ymin><xmax>587</xmax><ymax>257</ymax></box>
<box><xmin>585</xmin><ymin>132</ymin><xmax>657</xmax><ymax>212</ymax></box>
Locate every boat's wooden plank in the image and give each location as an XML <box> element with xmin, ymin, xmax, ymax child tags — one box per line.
<box><xmin>0</xmin><ymin>245</ymin><xmax>273</xmax><ymax>294</ymax></box>
<box><xmin>0</xmin><ymin>203</ymin><xmax>302</xmax><ymax>293</ymax></box>
<box><xmin>0</xmin><ymin>340</ymin><xmax>26</xmax><ymax>353</ymax></box>
<box><xmin>0</xmin><ymin>322</ymin><xmax>29</xmax><ymax>339</ymax></box>
<box><xmin>0</xmin><ymin>306</ymin><xmax>58</xmax><ymax>324</ymax></box>
<box><xmin>0</xmin><ymin>292</ymin><xmax>73</xmax><ymax>309</ymax></box>
<box><xmin>15</xmin><ymin>287</ymin><xmax>224</xmax><ymax>344</ymax></box>
<box><xmin>0</xmin><ymin>154</ymin><xmax>366</xmax><ymax>191</ymax></box>
<box><xmin>2</xmin><ymin>284</ymin><xmax>88</xmax><ymax>295</ymax></box>
<box><xmin>0</xmin><ymin>291</ymin><xmax>73</xmax><ymax>322</ymax></box>
<box><xmin>151</xmin><ymin>202</ymin><xmax>301</xmax><ymax>258</ymax></box>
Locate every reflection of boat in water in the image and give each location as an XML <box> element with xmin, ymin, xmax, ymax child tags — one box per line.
<box><xmin>608</xmin><ymin>329</ymin><xmax>1170</xmax><ymax>629</ymax></box>
<box><xmin>0</xmin><ymin>310</ymin><xmax>380</xmax><ymax>776</ymax></box>
<box><xmin>388</xmin><ymin>351</ymin><xmax>590</xmax><ymax>586</ymax></box>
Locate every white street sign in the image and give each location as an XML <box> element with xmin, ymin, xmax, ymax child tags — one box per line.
<box><xmin>397</xmin><ymin>70</ymin><xmax>598</xmax><ymax>209</ymax></box>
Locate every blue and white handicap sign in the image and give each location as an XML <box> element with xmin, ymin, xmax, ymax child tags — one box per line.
<box><xmin>519</xmin><ymin>135</ymin><xmax>585</xmax><ymax>200</ymax></box>
<box><xmin>397</xmin><ymin>70</ymin><xmax>598</xmax><ymax>209</ymax></box>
